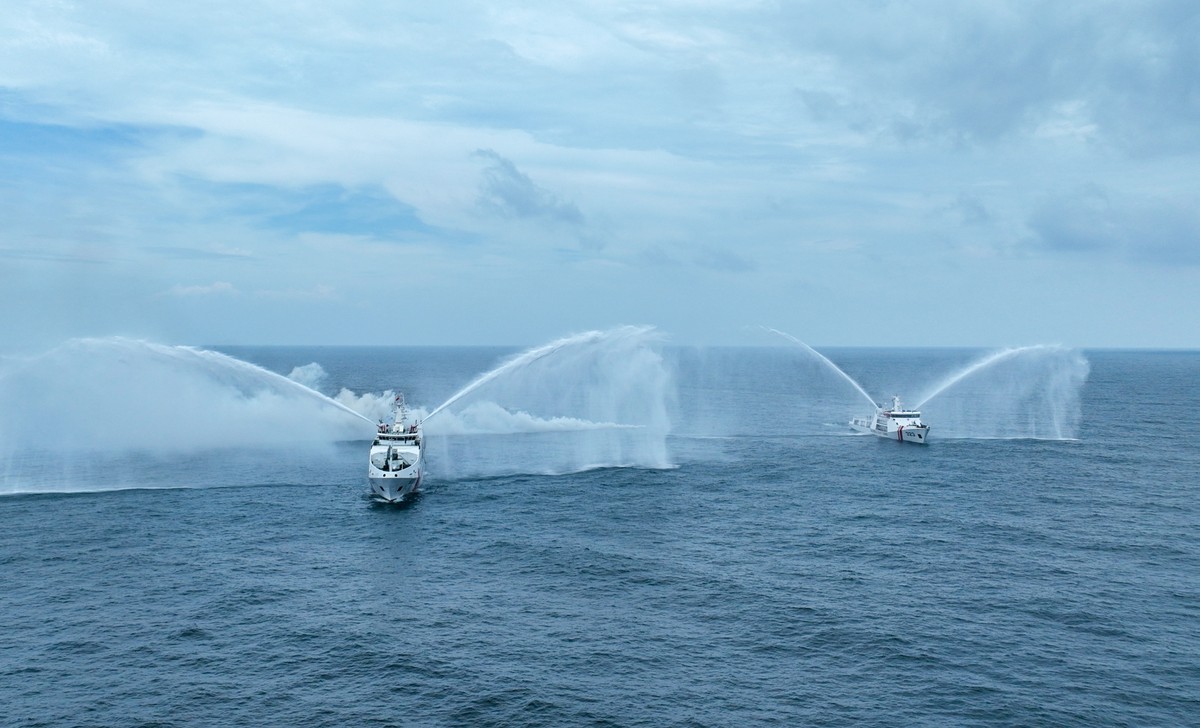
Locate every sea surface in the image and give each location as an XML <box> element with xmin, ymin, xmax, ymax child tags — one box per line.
<box><xmin>2</xmin><ymin>346</ymin><xmax>1198</xmax><ymax>726</ymax></box>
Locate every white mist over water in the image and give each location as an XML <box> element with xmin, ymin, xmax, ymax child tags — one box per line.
<box><xmin>427</xmin><ymin>402</ymin><xmax>642</xmax><ymax>435</ymax></box>
<box><xmin>287</xmin><ymin>362</ymin><xmax>329</xmax><ymax>391</ymax></box>
<box><xmin>0</xmin><ymin>338</ymin><xmax>375</xmax><ymax>494</ymax></box>
<box><xmin>423</xmin><ymin>326</ymin><xmax>673</xmax><ymax>478</ymax></box>
<box><xmin>283</xmin><ymin>362</ymin><xmax>426</xmax><ymax>425</ymax></box>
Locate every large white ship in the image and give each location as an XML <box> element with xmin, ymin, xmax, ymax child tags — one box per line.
<box><xmin>849</xmin><ymin>396</ymin><xmax>930</xmax><ymax>444</ymax></box>
<box><xmin>367</xmin><ymin>394</ymin><xmax>424</xmax><ymax>502</ymax></box>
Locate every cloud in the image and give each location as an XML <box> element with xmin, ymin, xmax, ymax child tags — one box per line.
<box><xmin>470</xmin><ymin>149</ymin><xmax>583</xmax><ymax>223</ymax></box>
<box><xmin>472</xmin><ymin>148</ymin><xmax>585</xmax><ymax>225</ymax></box>
<box><xmin>947</xmin><ymin>194</ymin><xmax>992</xmax><ymax>227</ymax></box>
<box><xmin>1028</xmin><ymin>186</ymin><xmax>1200</xmax><ymax>265</ymax></box>
<box><xmin>2</xmin><ymin>1</ymin><xmax>1199</xmax><ymax>346</ymax></box>
<box><xmin>183</xmin><ymin>181</ymin><xmax>429</xmax><ymax>238</ymax></box>
<box><xmin>143</xmin><ymin>246</ymin><xmax>255</xmax><ymax>261</ymax></box>
<box><xmin>778</xmin><ymin>1</ymin><xmax>1200</xmax><ymax>151</ymax></box>
<box><xmin>265</xmin><ymin>184</ymin><xmax>426</xmax><ymax>236</ymax></box>
<box><xmin>636</xmin><ymin>243</ymin><xmax>756</xmax><ymax>273</ymax></box>
<box><xmin>692</xmin><ymin>245</ymin><xmax>756</xmax><ymax>273</ymax></box>
<box><xmin>0</xmin><ymin>117</ymin><xmax>154</xmax><ymax>160</ymax></box>
<box><xmin>165</xmin><ymin>281</ymin><xmax>238</xmax><ymax>296</ymax></box>
<box><xmin>255</xmin><ymin>284</ymin><xmax>336</xmax><ymax>301</ymax></box>
<box><xmin>0</xmin><ymin>246</ymin><xmax>111</xmax><ymax>264</ymax></box>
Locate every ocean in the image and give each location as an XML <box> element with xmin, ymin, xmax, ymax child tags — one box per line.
<box><xmin>1</xmin><ymin>338</ymin><xmax>1197</xmax><ymax>726</ymax></box>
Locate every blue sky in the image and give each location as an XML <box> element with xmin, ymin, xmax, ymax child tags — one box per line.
<box><xmin>1</xmin><ymin>1</ymin><xmax>1198</xmax><ymax>348</ymax></box>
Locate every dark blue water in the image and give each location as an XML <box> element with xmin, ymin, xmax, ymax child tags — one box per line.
<box><xmin>2</xmin><ymin>348</ymin><xmax>1198</xmax><ymax>726</ymax></box>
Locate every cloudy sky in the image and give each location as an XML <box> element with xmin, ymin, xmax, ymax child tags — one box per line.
<box><xmin>2</xmin><ymin>1</ymin><xmax>1197</xmax><ymax>349</ymax></box>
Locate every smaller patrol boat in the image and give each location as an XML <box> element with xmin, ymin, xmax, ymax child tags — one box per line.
<box><xmin>849</xmin><ymin>396</ymin><xmax>930</xmax><ymax>444</ymax></box>
<box><xmin>368</xmin><ymin>393</ymin><xmax>424</xmax><ymax>502</ymax></box>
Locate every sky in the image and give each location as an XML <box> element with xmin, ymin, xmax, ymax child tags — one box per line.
<box><xmin>1</xmin><ymin>0</ymin><xmax>1198</xmax><ymax>349</ymax></box>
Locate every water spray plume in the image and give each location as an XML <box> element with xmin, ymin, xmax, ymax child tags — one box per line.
<box><xmin>761</xmin><ymin>326</ymin><xmax>876</xmax><ymax>407</ymax></box>
<box><xmin>422</xmin><ymin>325</ymin><xmax>672</xmax><ymax>478</ymax></box>
<box><xmin>916</xmin><ymin>345</ymin><xmax>1050</xmax><ymax>408</ymax></box>
<box><xmin>181</xmin><ymin>344</ymin><xmax>374</xmax><ymax>425</ymax></box>
<box><xmin>0</xmin><ymin>337</ymin><xmax>374</xmax><ymax>454</ymax></box>
<box><xmin>426</xmin><ymin>325</ymin><xmax>656</xmax><ymax>422</ymax></box>
<box><xmin>915</xmin><ymin>345</ymin><xmax>1089</xmax><ymax>439</ymax></box>
<box><xmin>755</xmin><ymin>330</ymin><xmax>1087</xmax><ymax>440</ymax></box>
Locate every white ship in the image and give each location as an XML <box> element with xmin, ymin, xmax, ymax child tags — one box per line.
<box><xmin>849</xmin><ymin>396</ymin><xmax>930</xmax><ymax>444</ymax></box>
<box><xmin>368</xmin><ymin>394</ymin><xmax>424</xmax><ymax>502</ymax></box>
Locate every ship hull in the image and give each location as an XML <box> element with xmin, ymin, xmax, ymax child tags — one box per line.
<box><xmin>849</xmin><ymin>417</ymin><xmax>930</xmax><ymax>444</ymax></box>
<box><xmin>368</xmin><ymin>466</ymin><xmax>422</xmax><ymax>503</ymax></box>
<box><xmin>893</xmin><ymin>425</ymin><xmax>929</xmax><ymax>444</ymax></box>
